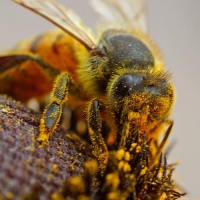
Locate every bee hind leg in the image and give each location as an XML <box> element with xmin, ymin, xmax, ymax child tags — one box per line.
<box><xmin>87</xmin><ymin>99</ymin><xmax>108</xmax><ymax>176</ymax></box>
<box><xmin>38</xmin><ymin>72</ymin><xmax>75</xmax><ymax>146</ymax></box>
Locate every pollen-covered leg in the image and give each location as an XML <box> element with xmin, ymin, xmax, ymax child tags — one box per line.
<box><xmin>38</xmin><ymin>72</ymin><xmax>73</xmax><ymax>145</ymax></box>
<box><xmin>119</xmin><ymin>116</ymin><xmax>132</xmax><ymax>149</ymax></box>
<box><xmin>87</xmin><ymin>99</ymin><xmax>108</xmax><ymax>176</ymax></box>
<box><xmin>150</xmin><ymin>119</ymin><xmax>173</xmax><ymax>167</ymax></box>
<box><xmin>119</xmin><ymin>110</ymin><xmax>140</xmax><ymax>149</ymax></box>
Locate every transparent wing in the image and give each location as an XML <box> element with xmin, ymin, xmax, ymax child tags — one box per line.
<box><xmin>90</xmin><ymin>0</ymin><xmax>148</xmax><ymax>32</ymax></box>
<box><xmin>13</xmin><ymin>0</ymin><xmax>96</xmax><ymax>51</ymax></box>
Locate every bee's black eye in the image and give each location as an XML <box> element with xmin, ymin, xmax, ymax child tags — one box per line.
<box><xmin>113</xmin><ymin>74</ymin><xmax>144</xmax><ymax>97</ymax></box>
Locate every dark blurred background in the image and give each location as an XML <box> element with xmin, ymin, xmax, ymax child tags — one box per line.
<box><xmin>1</xmin><ymin>1</ymin><xmax>200</xmax><ymax>199</ymax></box>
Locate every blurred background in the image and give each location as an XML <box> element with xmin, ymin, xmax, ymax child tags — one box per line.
<box><xmin>0</xmin><ymin>0</ymin><xmax>200</xmax><ymax>199</ymax></box>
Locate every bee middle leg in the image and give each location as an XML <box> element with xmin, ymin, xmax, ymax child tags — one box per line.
<box><xmin>87</xmin><ymin>99</ymin><xmax>108</xmax><ymax>176</ymax></box>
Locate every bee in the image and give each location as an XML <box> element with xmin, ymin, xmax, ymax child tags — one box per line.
<box><xmin>0</xmin><ymin>0</ymin><xmax>175</xmax><ymax>175</ymax></box>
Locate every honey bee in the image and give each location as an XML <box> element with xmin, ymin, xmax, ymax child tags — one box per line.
<box><xmin>0</xmin><ymin>0</ymin><xmax>175</xmax><ymax>175</ymax></box>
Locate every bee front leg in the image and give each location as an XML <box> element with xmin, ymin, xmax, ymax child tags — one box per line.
<box><xmin>150</xmin><ymin>119</ymin><xmax>174</xmax><ymax>168</ymax></box>
<box><xmin>38</xmin><ymin>72</ymin><xmax>74</xmax><ymax>145</ymax></box>
<box><xmin>87</xmin><ymin>99</ymin><xmax>108</xmax><ymax>176</ymax></box>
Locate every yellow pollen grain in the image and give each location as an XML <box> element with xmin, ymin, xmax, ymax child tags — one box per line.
<box><xmin>130</xmin><ymin>143</ymin><xmax>137</xmax><ymax>151</ymax></box>
<box><xmin>106</xmin><ymin>173</ymin><xmax>120</xmax><ymax>189</ymax></box>
<box><xmin>5</xmin><ymin>192</ymin><xmax>14</xmax><ymax>199</ymax></box>
<box><xmin>116</xmin><ymin>149</ymin><xmax>125</xmax><ymax>160</ymax></box>
<box><xmin>107</xmin><ymin>192</ymin><xmax>119</xmax><ymax>200</ymax></box>
<box><xmin>51</xmin><ymin>164</ymin><xmax>59</xmax><ymax>174</ymax></box>
<box><xmin>84</xmin><ymin>159</ymin><xmax>98</xmax><ymax>175</ymax></box>
<box><xmin>51</xmin><ymin>193</ymin><xmax>65</xmax><ymax>200</ymax></box>
<box><xmin>49</xmin><ymin>111</ymin><xmax>58</xmax><ymax>118</ymax></box>
<box><xmin>159</xmin><ymin>193</ymin><xmax>167</xmax><ymax>200</ymax></box>
<box><xmin>118</xmin><ymin>160</ymin><xmax>125</xmax><ymax>170</ymax></box>
<box><xmin>123</xmin><ymin>162</ymin><xmax>131</xmax><ymax>173</ymax></box>
<box><xmin>136</xmin><ymin>146</ymin><xmax>142</xmax><ymax>153</ymax></box>
<box><xmin>128</xmin><ymin>111</ymin><xmax>140</xmax><ymax>121</ymax></box>
<box><xmin>140</xmin><ymin>167</ymin><xmax>147</xmax><ymax>176</ymax></box>
<box><xmin>37</xmin><ymin>132</ymin><xmax>50</xmax><ymax>146</ymax></box>
<box><xmin>124</xmin><ymin>152</ymin><xmax>130</xmax><ymax>161</ymax></box>
<box><xmin>77</xmin><ymin>195</ymin><xmax>90</xmax><ymax>200</ymax></box>
<box><xmin>68</xmin><ymin>177</ymin><xmax>85</xmax><ymax>193</ymax></box>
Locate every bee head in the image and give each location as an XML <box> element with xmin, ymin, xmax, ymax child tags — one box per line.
<box><xmin>85</xmin><ymin>29</ymin><xmax>158</xmax><ymax>94</ymax></box>
<box><xmin>108</xmin><ymin>71</ymin><xmax>174</xmax><ymax>121</ymax></box>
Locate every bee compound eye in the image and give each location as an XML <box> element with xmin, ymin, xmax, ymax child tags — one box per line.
<box><xmin>113</xmin><ymin>74</ymin><xmax>144</xmax><ymax>97</ymax></box>
<box><xmin>114</xmin><ymin>75</ymin><xmax>133</xmax><ymax>97</ymax></box>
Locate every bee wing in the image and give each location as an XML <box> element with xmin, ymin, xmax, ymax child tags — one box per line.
<box><xmin>90</xmin><ymin>0</ymin><xmax>148</xmax><ymax>32</ymax></box>
<box><xmin>13</xmin><ymin>0</ymin><xmax>96</xmax><ymax>51</ymax></box>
